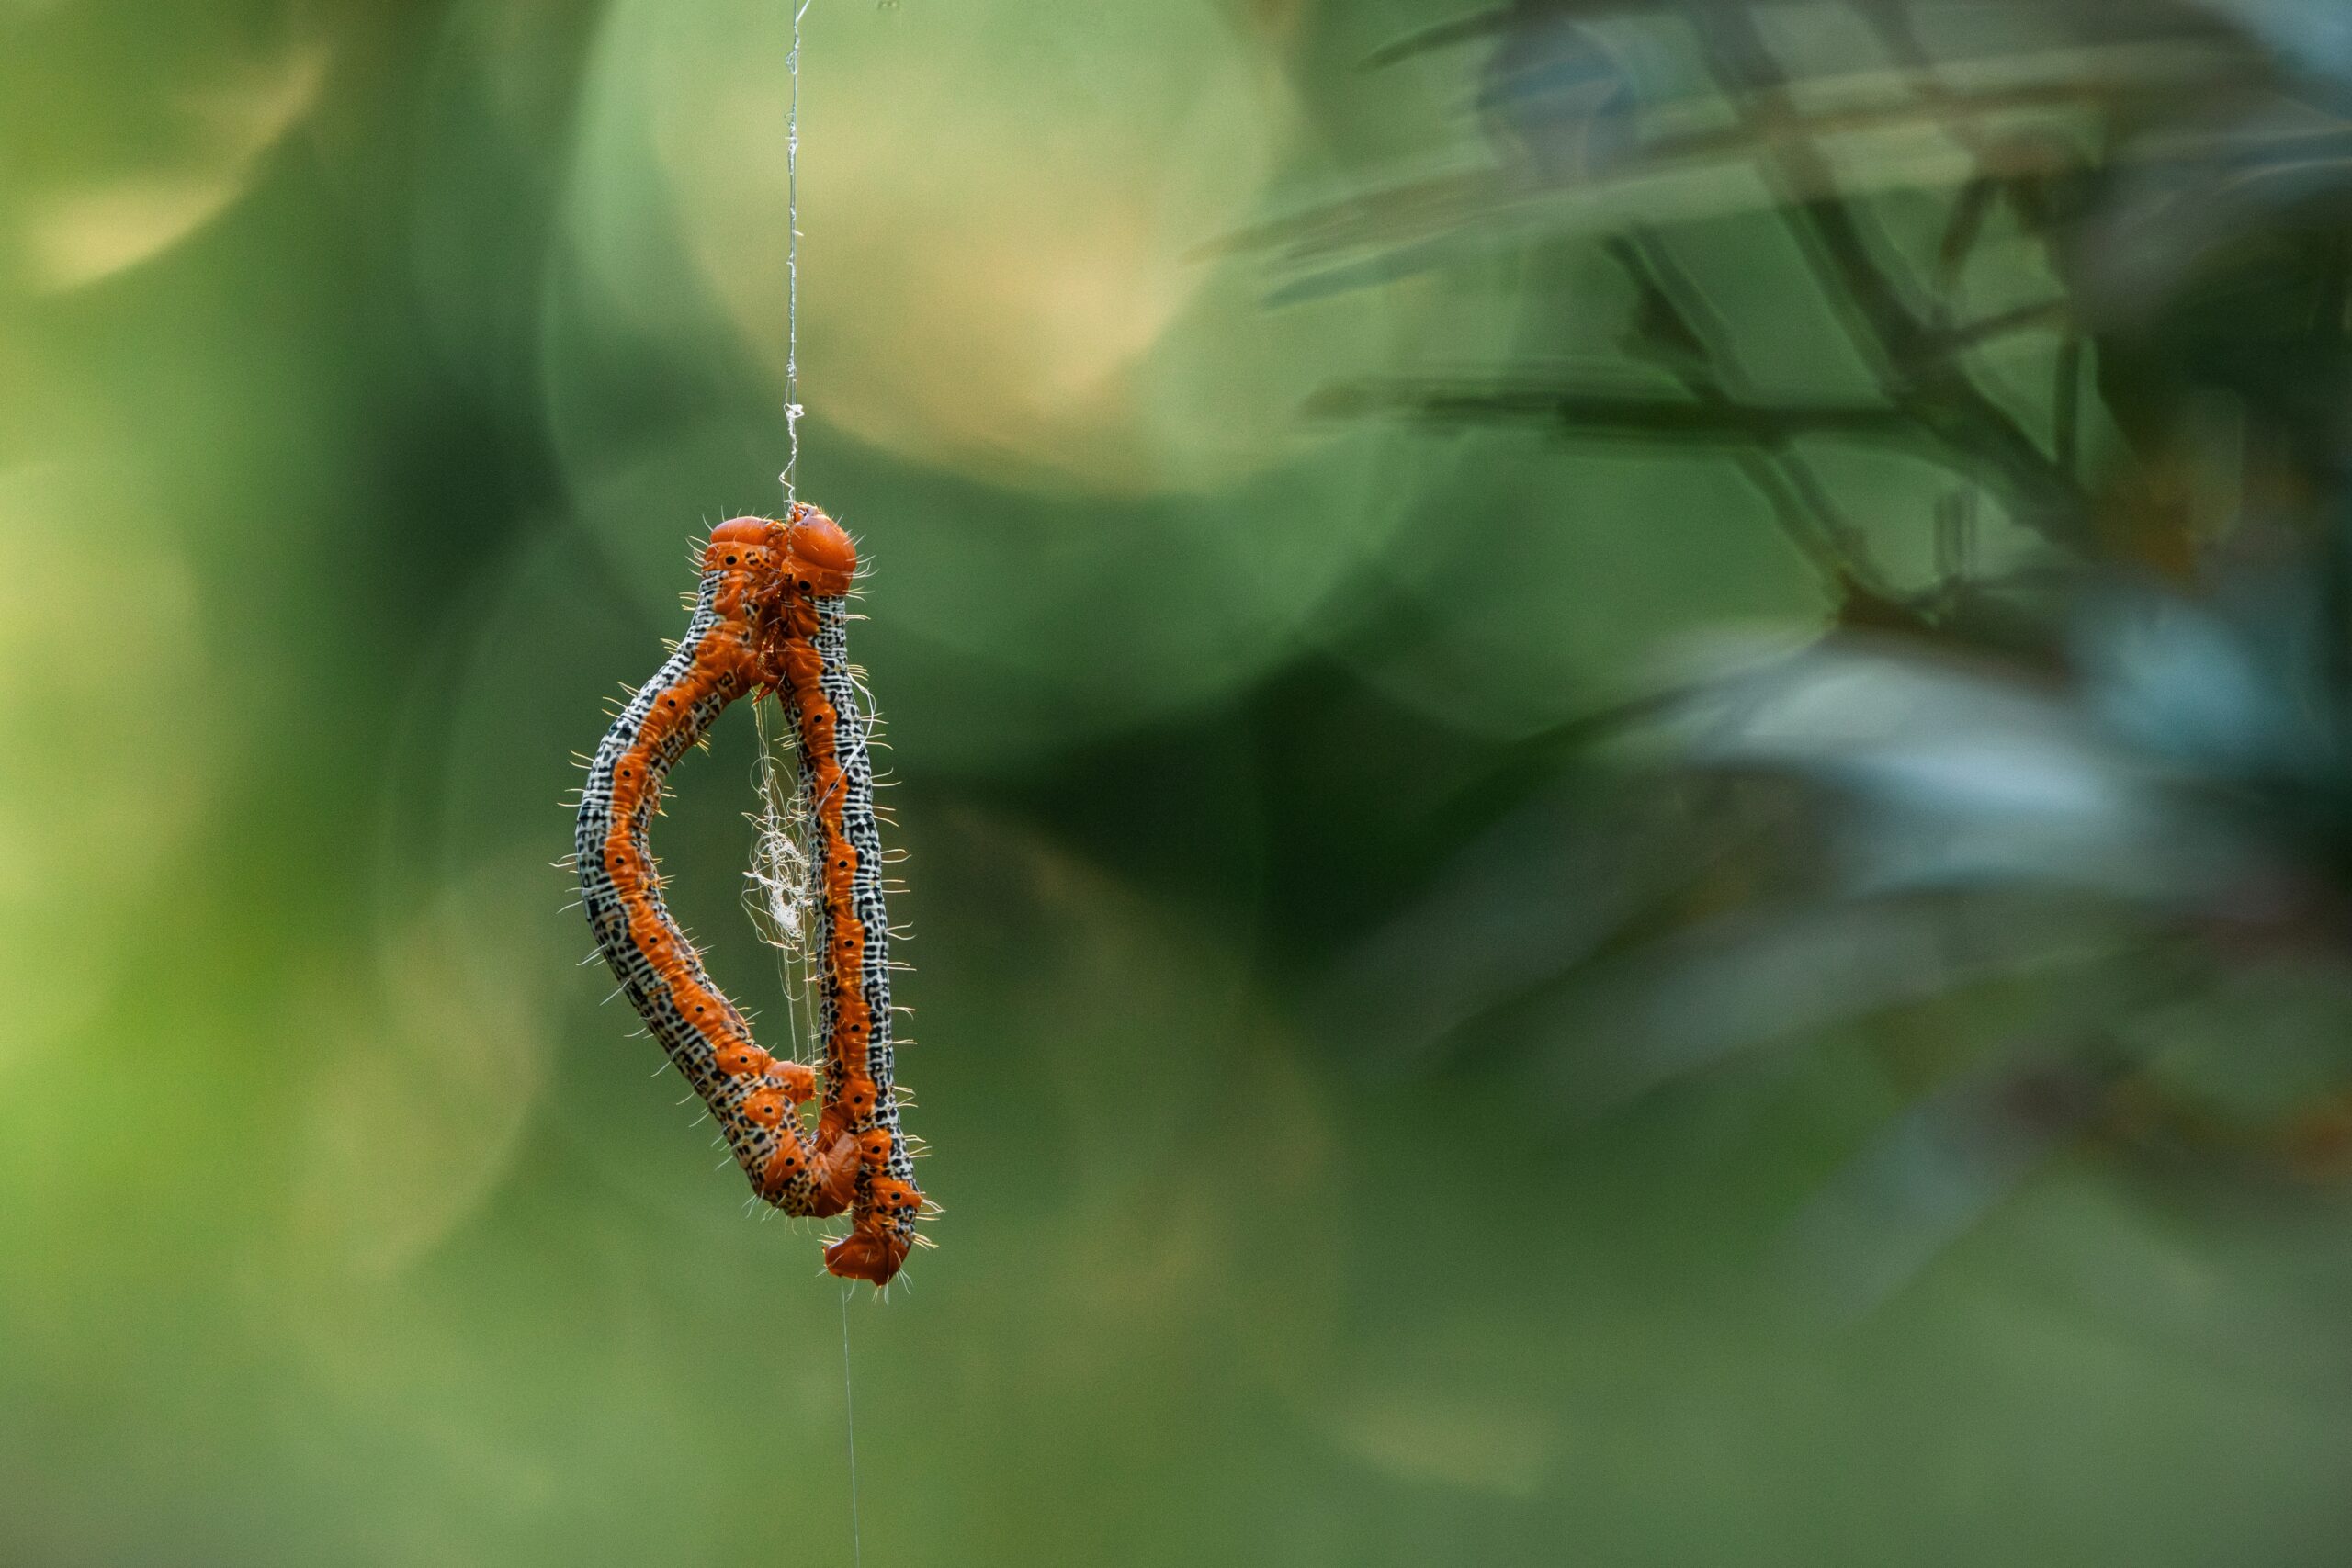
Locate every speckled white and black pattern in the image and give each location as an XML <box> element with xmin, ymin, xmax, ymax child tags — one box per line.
<box><xmin>576</xmin><ymin>568</ymin><xmax>831</xmax><ymax>1216</ymax></box>
<box><xmin>811</xmin><ymin>597</ymin><xmax>919</xmax><ymax>1206</ymax></box>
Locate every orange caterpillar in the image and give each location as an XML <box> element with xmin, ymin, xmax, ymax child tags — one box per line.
<box><xmin>576</xmin><ymin>506</ymin><xmax>922</xmax><ymax>1284</ymax></box>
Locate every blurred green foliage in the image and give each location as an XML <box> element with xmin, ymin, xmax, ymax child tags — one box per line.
<box><xmin>8</xmin><ymin>2</ymin><xmax>2352</xmax><ymax>1565</ymax></box>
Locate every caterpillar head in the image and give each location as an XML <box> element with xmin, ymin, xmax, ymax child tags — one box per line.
<box><xmin>781</xmin><ymin>502</ymin><xmax>857</xmax><ymax>585</ymax></box>
<box><xmin>706</xmin><ymin>509</ymin><xmax>856</xmax><ymax>596</ymax></box>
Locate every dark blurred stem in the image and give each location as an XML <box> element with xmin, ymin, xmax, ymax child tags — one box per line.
<box><xmin>1360</xmin><ymin>6</ymin><xmax>1513</xmax><ymax>70</ymax></box>
<box><xmin>1857</xmin><ymin>0</ymin><xmax>1995</xmax><ymax>164</ymax></box>
<box><xmin>1608</xmin><ymin>228</ymin><xmax>1888</xmax><ymax>594</ymax></box>
<box><xmin>1310</xmin><ymin>381</ymin><xmax>1920</xmax><ymax>440</ymax></box>
<box><xmin>1920</xmin><ymin>299</ymin><xmax>2073</xmax><ymax>361</ymax></box>
<box><xmin>2054</xmin><ymin>335</ymin><xmax>2083</xmax><ymax>482</ymax></box>
<box><xmin>1682</xmin><ymin>1</ymin><xmax>2092</xmax><ymax>550</ymax></box>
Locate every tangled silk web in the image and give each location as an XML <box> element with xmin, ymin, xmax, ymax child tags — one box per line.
<box><xmin>749</xmin><ymin>696</ymin><xmax>820</xmax><ymax>993</ymax></box>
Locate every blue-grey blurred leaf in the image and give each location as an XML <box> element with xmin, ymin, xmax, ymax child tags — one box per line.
<box><xmin>1316</xmin><ymin>774</ymin><xmax>1757</xmax><ymax>1071</ymax></box>
<box><xmin>1521</xmin><ymin>894</ymin><xmax>2132</xmax><ymax>1109</ymax></box>
<box><xmin>2072</xmin><ymin>573</ymin><xmax>2347</xmax><ymax>782</ymax></box>
<box><xmin>1672</xmin><ymin>638</ymin><xmax>2263</xmax><ymax>901</ymax></box>
<box><xmin>2189</xmin><ymin>0</ymin><xmax>2352</xmax><ymax>81</ymax></box>
<box><xmin>1476</xmin><ymin>13</ymin><xmax>1638</xmax><ymax>182</ymax></box>
<box><xmin>1778</xmin><ymin>1051</ymin><xmax>2120</xmax><ymax>1321</ymax></box>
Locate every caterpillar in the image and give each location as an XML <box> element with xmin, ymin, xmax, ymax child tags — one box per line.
<box><xmin>575</xmin><ymin>505</ymin><xmax>923</xmax><ymax>1285</ymax></box>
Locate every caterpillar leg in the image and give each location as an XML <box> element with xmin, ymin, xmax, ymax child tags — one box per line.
<box><xmin>816</xmin><ymin>1130</ymin><xmax>863</xmax><ymax>1213</ymax></box>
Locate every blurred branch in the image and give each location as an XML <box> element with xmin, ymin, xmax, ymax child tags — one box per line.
<box><xmin>1609</xmin><ymin>227</ymin><xmax>1889</xmax><ymax>591</ymax></box>
<box><xmin>1306</xmin><ymin>378</ymin><xmax>1920</xmax><ymax>440</ymax></box>
<box><xmin>1682</xmin><ymin>1</ymin><xmax>2095</xmax><ymax>547</ymax></box>
<box><xmin>1910</xmin><ymin>298</ymin><xmax>2075</xmax><ymax>360</ymax></box>
<box><xmin>1359</xmin><ymin>7</ymin><xmax>1515</xmax><ymax>70</ymax></box>
<box><xmin>1215</xmin><ymin>68</ymin><xmax>2224</xmax><ymax>267</ymax></box>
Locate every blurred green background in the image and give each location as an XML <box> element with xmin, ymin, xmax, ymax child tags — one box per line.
<box><xmin>10</xmin><ymin>2</ymin><xmax>2352</xmax><ymax>1564</ymax></box>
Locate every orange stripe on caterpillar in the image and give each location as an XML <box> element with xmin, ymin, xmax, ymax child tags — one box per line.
<box><xmin>577</xmin><ymin>505</ymin><xmax>924</xmax><ymax>1285</ymax></box>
